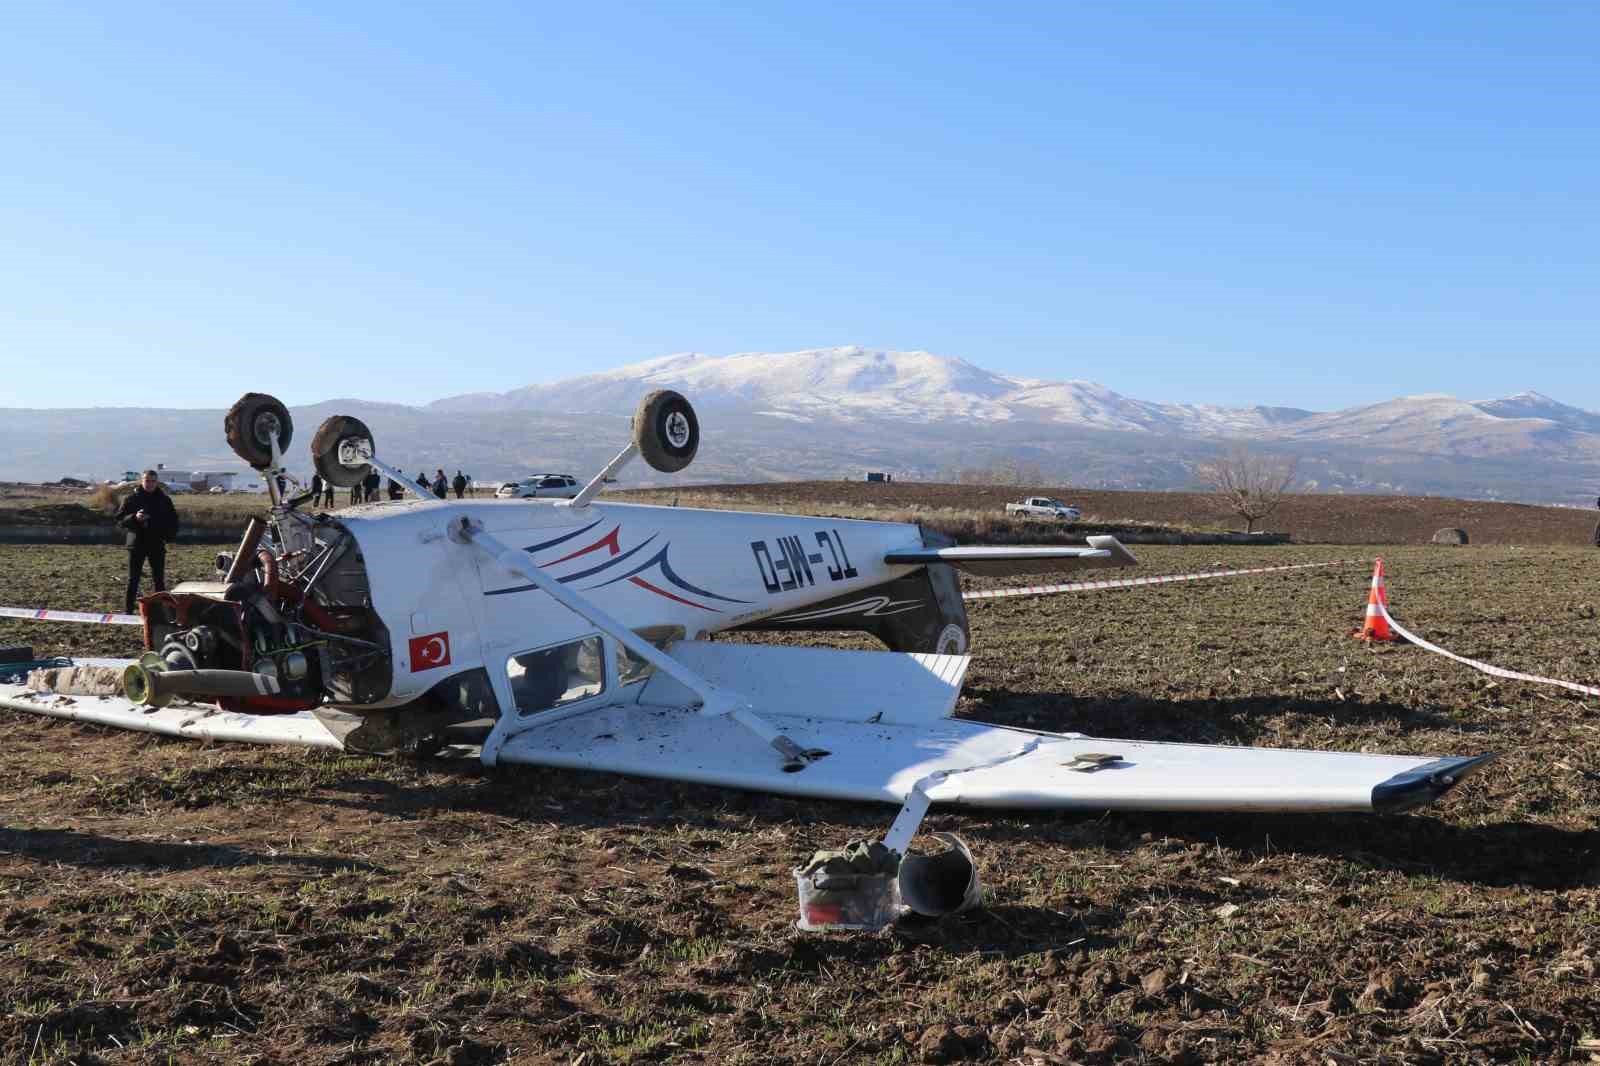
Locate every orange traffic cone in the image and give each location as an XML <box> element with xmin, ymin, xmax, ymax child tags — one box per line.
<box><xmin>1353</xmin><ymin>558</ymin><xmax>1400</xmax><ymax>642</ymax></box>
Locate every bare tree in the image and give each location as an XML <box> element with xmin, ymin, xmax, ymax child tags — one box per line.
<box><xmin>1197</xmin><ymin>446</ymin><xmax>1299</xmax><ymax>533</ymax></box>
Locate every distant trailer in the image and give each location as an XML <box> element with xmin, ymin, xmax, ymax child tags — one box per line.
<box><xmin>864</xmin><ymin>471</ymin><xmax>893</xmax><ymax>483</ymax></box>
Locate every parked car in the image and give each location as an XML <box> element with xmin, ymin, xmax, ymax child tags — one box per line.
<box><xmin>1005</xmin><ymin>496</ymin><xmax>1082</xmax><ymax>521</ymax></box>
<box><xmin>495</xmin><ymin>474</ymin><xmax>582</xmax><ymax>500</ymax></box>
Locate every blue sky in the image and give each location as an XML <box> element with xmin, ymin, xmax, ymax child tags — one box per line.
<box><xmin>3</xmin><ymin>2</ymin><xmax>1596</xmax><ymax>412</ymax></box>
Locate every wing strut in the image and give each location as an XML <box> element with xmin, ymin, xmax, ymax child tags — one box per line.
<box><xmin>447</xmin><ymin>516</ymin><xmax>822</xmax><ymax>769</ymax></box>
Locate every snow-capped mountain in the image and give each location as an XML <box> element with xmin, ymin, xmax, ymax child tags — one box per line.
<box><xmin>433</xmin><ymin>348</ymin><xmax>1022</xmax><ymax>421</ymax></box>
<box><xmin>1471</xmin><ymin>390</ymin><xmax>1600</xmax><ymax>435</ymax></box>
<box><xmin>430</xmin><ymin>346</ymin><xmax>1323</xmax><ymax>433</ymax></box>
<box><xmin>432</xmin><ymin>346</ymin><xmax>1600</xmax><ymax>454</ymax></box>
<box><xmin>6</xmin><ymin>347</ymin><xmax>1600</xmax><ymax>504</ymax></box>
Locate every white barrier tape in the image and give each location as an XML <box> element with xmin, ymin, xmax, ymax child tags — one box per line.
<box><xmin>0</xmin><ymin>607</ymin><xmax>143</xmax><ymax>626</ymax></box>
<box><xmin>1376</xmin><ymin>602</ymin><xmax>1600</xmax><ymax>699</ymax></box>
<box><xmin>962</xmin><ymin>559</ymin><xmax>1357</xmax><ymax>602</ymax></box>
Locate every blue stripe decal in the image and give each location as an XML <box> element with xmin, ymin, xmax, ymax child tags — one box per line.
<box><xmin>654</xmin><ymin>553</ymin><xmax>752</xmax><ymax>604</ymax></box>
<box><xmin>485</xmin><ymin>532</ymin><xmax>656</xmax><ymax>595</ymax></box>
<box><xmin>522</xmin><ymin>517</ymin><xmax>605</xmax><ymax>556</ymax></box>
<box><xmin>586</xmin><ymin>546</ymin><xmax>752</xmax><ymax>604</ymax></box>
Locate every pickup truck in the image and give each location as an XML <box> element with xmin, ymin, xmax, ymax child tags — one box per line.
<box><xmin>1005</xmin><ymin>496</ymin><xmax>1082</xmax><ymax>521</ymax></box>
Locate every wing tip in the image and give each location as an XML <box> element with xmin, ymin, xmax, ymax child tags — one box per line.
<box><xmin>1084</xmin><ymin>534</ymin><xmax>1139</xmax><ymax>566</ymax></box>
<box><xmin>1370</xmin><ymin>752</ymin><xmax>1495</xmax><ymax>813</ymax></box>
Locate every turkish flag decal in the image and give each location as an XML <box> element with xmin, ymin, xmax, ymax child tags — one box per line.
<box><xmin>408</xmin><ymin>631</ymin><xmax>452</xmax><ymax>672</ymax></box>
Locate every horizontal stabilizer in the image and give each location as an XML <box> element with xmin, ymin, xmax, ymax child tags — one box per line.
<box><xmin>885</xmin><ymin>535</ymin><xmax>1138</xmax><ymax>576</ymax></box>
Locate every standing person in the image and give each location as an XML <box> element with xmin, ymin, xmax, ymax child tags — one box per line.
<box><xmin>451</xmin><ymin>470</ymin><xmax>467</xmax><ymax>499</ymax></box>
<box><xmin>117</xmin><ymin>470</ymin><xmax>179</xmax><ymax>614</ymax></box>
<box><xmin>321</xmin><ymin>476</ymin><xmax>335</xmax><ymax>509</ymax></box>
<box><xmin>349</xmin><ymin>481</ymin><xmax>361</xmax><ymax>506</ymax></box>
<box><xmin>309</xmin><ymin>472</ymin><xmax>324</xmax><ymax>508</ymax></box>
<box><xmin>363</xmin><ymin>469</ymin><xmax>381</xmax><ymax>503</ymax></box>
<box><xmin>432</xmin><ymin>469</ymin><xmax>448</xmax><ymax>499</ymax></box>
<box><xmin>387</xmin><ymin>477</ymin><xmax>404</xmax><ymax>501</ymax></box>
<box><xmin>464</xmin><ymin>473</ymin><xmax>474</xmax><ymax>498</ymax></box>
<box><xmin>416</xmin><ymin>470</ymin><xmax>430</xmax><ymax>493</ymax></box>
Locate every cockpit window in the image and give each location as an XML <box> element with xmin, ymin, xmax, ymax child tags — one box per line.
<box><xmin>617</xmin><ymin>643</ymin><xmax>655</xmax><ymax>686</ymax></box>
<box><xmin>507</xmin><ymin>636</ymin><xmax>605</xmax><ymax>715</ymax></box>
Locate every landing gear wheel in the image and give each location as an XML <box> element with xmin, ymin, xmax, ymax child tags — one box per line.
<box><xmin>633</xmin><ymin>390</ymin><xmax>699</xmax><ymax>473</ymax></box>
<box><xmin>224</xmin><ymin>393</ymin><xmax>294</xmax><ymax>469</ymax></box>
<box><xmin>310</xmin><ymin>415</ymin><xmax>375</xmax><ymax>489</ymax></box>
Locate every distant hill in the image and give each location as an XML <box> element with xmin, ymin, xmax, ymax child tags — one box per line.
<box><xmin>5</xmin><ymin>347</ymin><xmax>1600</xmax><ymax>504</ymax></box>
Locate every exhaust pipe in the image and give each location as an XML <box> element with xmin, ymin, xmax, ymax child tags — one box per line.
<box><xmin>222</xmin><ymin>517</ymin><xmax>268</xmax><ymax>584</ymax></box>
<box><xmin>122</xmin><ymin>661</ymin><xmax>281</xmax><ymax>709</ymax></box>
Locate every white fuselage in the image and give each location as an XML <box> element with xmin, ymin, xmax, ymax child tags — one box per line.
<box><xmin>332</xmin><ymin>498</ymin><xmax>927</xmax><ymax>709</ymax></box>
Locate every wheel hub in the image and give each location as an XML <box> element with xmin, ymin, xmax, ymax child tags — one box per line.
<box><xmin>665</xmin><ymin>411</ymin><xmax>691</xmax><ymax>448</ymax></box>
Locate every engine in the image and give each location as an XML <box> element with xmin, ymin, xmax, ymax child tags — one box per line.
<box><xmin>139</xmin><ymin>511</ymin><xmax>392</xmax><ymax>713</ymax></box>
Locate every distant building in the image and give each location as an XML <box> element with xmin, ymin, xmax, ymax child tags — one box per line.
<box><xmin>188</xmin><ymin>471</ymin><xmax>239</xmax><ymax>492</ymax></box>
<box><xmin>864</xmin><ymin>471</ymin><xmax>893</xmax><ymax>483</ymax></box>
<box><xmin>117</xmin><ymin>466</ymin><xmax>240</xmax><ymax>492</ymax></box>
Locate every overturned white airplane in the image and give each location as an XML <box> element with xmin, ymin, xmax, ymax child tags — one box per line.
<box><xmin>2</xmin><ymin>390</ymin><xmax>1491</xmax><ymax>829</ymax></box>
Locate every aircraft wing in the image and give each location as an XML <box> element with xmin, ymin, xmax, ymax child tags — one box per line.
<box><xmin>0</xmin><ymin>607</ymin><xmax>142</xmax><ymax>626</ymax></box>
<box><xmin>0</xmin><ymin>659</ymin><xmax>344</xmax><ymax>748</ymax></box>
<box><xmin>885</xmin><ymin>534</ymin><xmax>1139</xmax><ymax>576</ymax></box>
<box><xmin>494</xmin><ymin>702</ymin><xmax>1489</xmax><ymax>813</ymax></box>
<box><xmin>1</xmin><ymin>645</ymin><xmax>1491</xmax><ymax>815</ymax></box>
<box><xmin>491</xmin><ymin>642</ymin><xmax>1490</xmax><ymax>814</ymax></box>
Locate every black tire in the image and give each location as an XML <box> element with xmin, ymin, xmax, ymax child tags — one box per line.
<box><xmin>224</xmin><ymin>393</ymin><xmax>293</xmax><ymax>469</ymax></box>
<box><xmin>310</xmin><ymin>415</ymin><xmax>375</xmax><ymax>489</ymax></box>
<box><xmin>633</xmin><ymin>390</ymin><xmax>699</xmax><ymax>473</ymax></box>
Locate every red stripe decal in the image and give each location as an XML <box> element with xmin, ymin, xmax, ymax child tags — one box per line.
<box><xmin>629</xmin><ymin>575</ymin><xmax>717</xmax><ymax>612</ymax></box>
<box><xmin>548</xmin><ymin>525</ymin><xmax>622</xmax><ymax>565</ymax></box>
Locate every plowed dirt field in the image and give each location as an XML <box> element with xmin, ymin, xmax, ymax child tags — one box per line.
<box><xmin>617</xmin><ymin>482</ymin><xmax>1600</xmax><ymax>546</ymax></box>
<box><xmin>2</xmin><ymin>533</ymin><xmax>1599</xmax><ymax>1064</ymax></box>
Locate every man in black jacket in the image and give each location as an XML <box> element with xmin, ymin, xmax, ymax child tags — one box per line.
<box><xmin>117</xmin><ymin>470</ymin><xmax>180</xmax><ymax>613</ymax></box>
